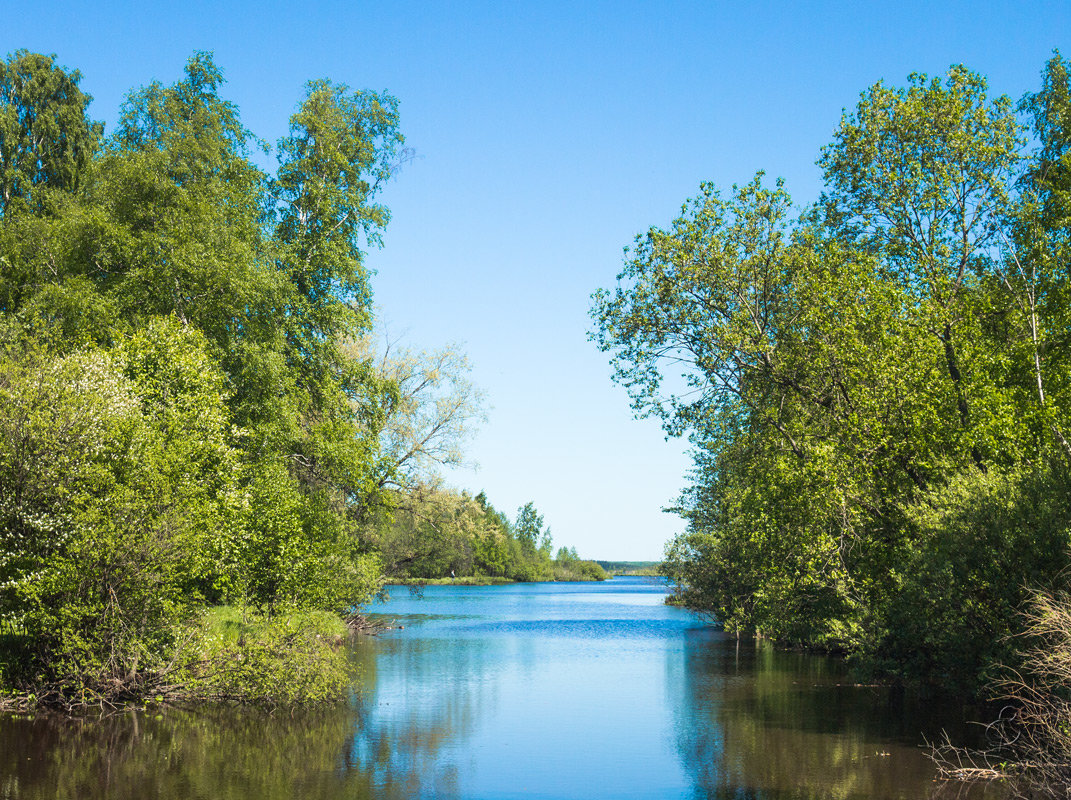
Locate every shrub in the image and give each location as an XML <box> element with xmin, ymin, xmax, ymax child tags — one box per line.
<box><xmin>176</xmin><ymin>607</ymin><xmax>354</xmax><ymax>707</ymax></box>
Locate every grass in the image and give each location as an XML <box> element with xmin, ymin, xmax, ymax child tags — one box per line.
<box><xmin>199</xmin><ymin>606</ymin><xmax>349</xmax><ymax>644</ymax></box>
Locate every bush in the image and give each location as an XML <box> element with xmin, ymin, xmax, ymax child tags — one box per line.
<box><xmin>862</xmin><ymin>465</ymin><xmax>1071</xmax><ymax>692</ymax></box>
<box><xmin>933</xmin><ymin>590</ymin><xmax>1071</xmax><ymax>795</ymax></box>
<box><xmin>0</xmin><ymin>332</ymin><xmax>377</xmax><ymax>707</ymax></box>
<box><xmin>175</xmin><ymin>607</ymin><xmax>354</xmax><ymax>707</ymax></box>
<box><xmin>0</xmin><ymin>337</ymin><xmax>231</xmax><ymax>696</ymax></box>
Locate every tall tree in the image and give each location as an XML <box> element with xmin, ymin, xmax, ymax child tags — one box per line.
<box><xmin>818</xmin><ymin>66</ymin><xmax>1023</xmax><ymax>470</ymax></box>
<box><xmin>514</xmin><ymin>502</ymin><xmax>545</xmax><ymax>552</ymax></box>
<box><xmin>1011</xmin><ymin>51</ymin><xmax>1071</xmax><ymax>457</ymax></box>
<box><xmin>0</xmin><ymin>50</ymin><xmax>102</xmax><ymax>217</ymax></box>
<box><xmin>593</xmin><ymin>63</ymin><xmax>1069</xmax><ymax>684</ymax></box>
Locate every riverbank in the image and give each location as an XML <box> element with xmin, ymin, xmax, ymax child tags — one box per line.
<box><xmin>391</xmin><ymin>576</ymin><xmax>517</xmax><ymax>586</ymax></box>
<box><xmin>595</xmin><ymin>561</ymin><xmax>661</xmax><ymax>576</ymax></box>
<box><xmin>389</xmin><ymin>572</ymin><xmax>607</xmax><ymax>586</ymax></box>
<box><xmin>0</xmin><ymin>606</ymin><xmax>356</xmax><ymax>712</ymax></box>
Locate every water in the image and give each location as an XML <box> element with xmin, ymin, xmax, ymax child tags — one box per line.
<box><xmin>0</xmin><ymin>577</ymin><xmax>1000</xmax><ymax>799</ymax></box>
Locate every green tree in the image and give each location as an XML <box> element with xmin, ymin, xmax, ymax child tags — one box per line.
<box><xmin>0</xmin><ymin>50</ymin><xmax>102</xmax><ymax>217</ymax></box>
<box><xmin>0</xmin><ymin>51</ymin><xmax>406</xmax><ymax>702</ymax></box>
<box><xmin>1009</xmin><ymin>51</ymin><xmax>1071</xmax><ymax>458</ymax></box>
<box><xmin>514</xmin><ymin>502</ymin><xmax>544</xmax><ymax>553</ymax></box>
<box><xmin>818</xmin><ymin>66</ymin><xmax>1023</xmax><ymax>471</ymax></box>
<box><xmin>594</xmin><ymin>62</ymin><xmax>1070</xmax><ymax>684</ymax></box>
<box><xmin>347</xmin><ymin>334</ymin><xmax>485</xmax><ymax>514</ymax></box>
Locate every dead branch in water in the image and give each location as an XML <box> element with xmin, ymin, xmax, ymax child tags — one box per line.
<box><xmin>928</xmin><ymin>591</ymin><xmax>1071</xmax><ymax>798</ymax></box>
<box><xmin>343</xmin><ymin>613</ymin><xmax>399</xmax><ymax>635</ymax></box>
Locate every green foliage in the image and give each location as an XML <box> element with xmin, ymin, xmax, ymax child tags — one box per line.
<box><xmin>0</xmin><ymin>50</ymin><xmax>400</xmax><ymax>705</ymax></box>
<box><xmin>0</xmin><ymin>50</ymin><xmax>102</xmax><ymax>217</ymax></box>
<box><xmin>551</xmin><ymin>557</ymin><xmax>607</xmax><ymax>582</ymax></box>
<box><xmin>353</xmin><ymin>335</ymin><xmax>485</xmax><ymax>501</ymax></box>
<box><xmin>275</xmin><ymin>80</ymin><xmax>403</xmax><ymax>344</ymax></box>
<box><xmin>514</xmin><ymin>501</ymin><xmax>545</xmax><ymax>552</ymax></box>
<box><xmin>861</xmin><ymin>465</ymin><xmax>1071</xmax><ymax>692</ymax></box>
<box><xmin>178</xmin><ymin>607</ymin><xmax>353</xmax><ymax>706</ymax></box>
<box><xmin>595</xmin><ymin>560</ymin><xmax>660</xmax><ymax>576</ymax></box>
<box><xmin>366</xmin><ymin>488</ymin><xmax>602</xmax><ymax>582</ymax></box>
<box><xmin>0</xmin><ymin>336</ymin><xmax>232</xmax><ymax>688</ymax></box>
<box><xmin>595</xmin><ymin>58</ymin><xmax>1071</xmax><ymax>688</ymax></box>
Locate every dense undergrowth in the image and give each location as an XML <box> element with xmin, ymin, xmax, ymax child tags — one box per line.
<box><xmin>0</xmin><ymin>607</ymin><xmax>354</xmax><ymax>711</ymax></box>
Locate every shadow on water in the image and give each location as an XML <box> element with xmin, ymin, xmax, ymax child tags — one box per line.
<box><xmin>669</xmin><ymin>630</ymin><xmax>1004</xmax><ymax>800</ymax></box>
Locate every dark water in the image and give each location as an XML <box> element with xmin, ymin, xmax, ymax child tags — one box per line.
<box><xmin>0</xmin><ymin>577</ymin><xmax>1001</xmax><ymax>799</ymax></box>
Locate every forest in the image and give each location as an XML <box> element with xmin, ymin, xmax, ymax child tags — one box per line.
<box><xmin>0</xmin><ymin>50</ymin><xmax>600</xmax><ymax>709</ymax></box>
<box><xmin>593</xmin><ymin>54</ymin><xmax>1071</xmax><ymax>702</ymax></box>
<box><xmin>4</xmin><ymin>43</ymin><xmax>1069</xmax><ymax>763</ymax></box>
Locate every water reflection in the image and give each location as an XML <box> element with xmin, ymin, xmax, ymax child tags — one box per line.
<box><xmin>0</xmin><ymin>706</ymin><xmax>358</xmax><ymax>800</ymax></box>
<box><xmin>347</xmin><ymin>633</ymin><xmax>495</xmax><ymax>797</ymax></box>
<box><xmin>0</xmin><ymin>579</ymin><xmax>1008</xmax><ymax>799</ymax></box>
<box><xmin>669</xmin><ymin>631</ymin><xmax>1001</xmax><ymax>799</ymax></box>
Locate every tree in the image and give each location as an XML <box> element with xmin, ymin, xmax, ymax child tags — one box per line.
<box><xmin>275</xmin><ymin>80</ymin><xmax>404</xmax><ymax>396</ymax></box>
<box><xmin>0</xmin><ymin>52</ymin><xmax>405</xmax><ymax>702</ymax></box>
<box><xmin>590</xmin><ymin>173</ymin><xmax>801</xmax><ymax>450</ymax></box>
<box><xmin>0</xmin><ymin>50</ymin><xmax>102</xmax><ymax>217</ymax></box>
<box><xmin>1008</xmin><ymin>51</ymin><xmax>1071</xmax><ymax>458</ymax></box>
<box><xmin>593</xmin><ymin>63</ymin><xmax>1069</xmax><ymax>683</ymax></box>
<box><xmin>818</xmin><ymin>66</ymin><xmax>1023</xmax><ymax>471</ymax></box>
<box><xmin>352</xmin><ymin>333</ymin><xmax>486</xmax><ymax>498</ymax></box>
<box><xmin>514</xmin><ymin>502</ymin><xmax>544</xmax><ymax>553</ymax></box>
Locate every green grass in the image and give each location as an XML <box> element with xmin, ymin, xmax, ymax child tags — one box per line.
<box><xmin>199</xmin><ymin>606</ymin><xmax>349</xmax><ymax>644</ymax></box>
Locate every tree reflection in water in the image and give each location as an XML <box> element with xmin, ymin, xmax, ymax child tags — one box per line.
<box><xmin>669</xmin><ymin>630</ymin><xmax>1004</xmax><ymax>800</ymax></box>
<box><xmin>0</xmin><ymin>634</ymin><xmax>491</xmax><ymax>800</ymax></box>
<box><xmin>0</xmin><ymin>583</ymin><xmax>1008</xmax><ymax>800</ymax></box>
<box><xmin>346</xmin><ymin>631</ymin><xmax>496</xmax><ymax>796</ymax></box>
<box><xmin>0</xmin><ymin>705</ymin><xmax>357</xmax><ymax>800</ymax></box>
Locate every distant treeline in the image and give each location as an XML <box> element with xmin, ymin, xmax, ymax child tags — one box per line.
<box><xmin>367</xmin><ymin>490</ymin><xmax>606</xmax><ymax>582</ymax></box>
<box><xmin>595</xmin><ymin>561</ymin><xmax>660</xmax><ymax>576</ymax></box>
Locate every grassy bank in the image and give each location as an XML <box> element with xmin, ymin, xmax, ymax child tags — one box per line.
<box><xmin>0</xmin><ymin>606</ymin><xmax>356</xmax><ymax>712</ymax></box>
<box><xmin>390</xmin><ymin>569</ymin><xmax>607</xmax><ymax>587</ymax></box>
<box><xmin>391</xmin><ymin>576</ymin><xmax>517</xmax><ymax>586</ymax></box>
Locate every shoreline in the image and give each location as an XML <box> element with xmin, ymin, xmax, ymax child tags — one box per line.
<box><xmin>387</xmin><ymin>575</ymin><xmax>609</xmax><ymax>587</ymax></box>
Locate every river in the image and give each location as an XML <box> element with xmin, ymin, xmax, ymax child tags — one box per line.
<box><xmin>0</xmin><ymin>577</ymin><xmax>1000</xmax><ymax>799</ymax></box>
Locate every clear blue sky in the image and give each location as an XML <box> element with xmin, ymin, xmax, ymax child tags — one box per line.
<box><xmin>8</xmin><ymin>1</ymin><xmax>1069</xmax><ymax>558</ymax></box>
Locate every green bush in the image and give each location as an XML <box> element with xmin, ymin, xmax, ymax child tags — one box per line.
<box><xmin>0</xmin><ymin>337</ymin><xmax>231</xmax><ymax>693</ymax></box>
<box><xmin>861</xmin><ymin>465</ymin><xmax>1071</xmax><ymax>692</ymax></box>
<box><xmin>177</xmin><ymin>607</ymin><xmax>353</xmax><ymax>706</ymax></box>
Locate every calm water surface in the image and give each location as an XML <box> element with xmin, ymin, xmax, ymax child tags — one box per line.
<box><xmin>0</xmin><ymin>578</ymin><xmax>1001</xmax><ymax>799</ymax></box>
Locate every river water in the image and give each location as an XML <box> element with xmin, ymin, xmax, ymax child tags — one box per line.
<box><xmin>0</xmin><ymin>577</ymin><xmax>1000</xmax><ymax>799</ymax></box>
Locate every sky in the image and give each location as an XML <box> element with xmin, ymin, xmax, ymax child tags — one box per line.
<box><xmin>6</xmin><ymin>1</ymin><xmax>1069</xmax><ymax>559</ymax></box>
